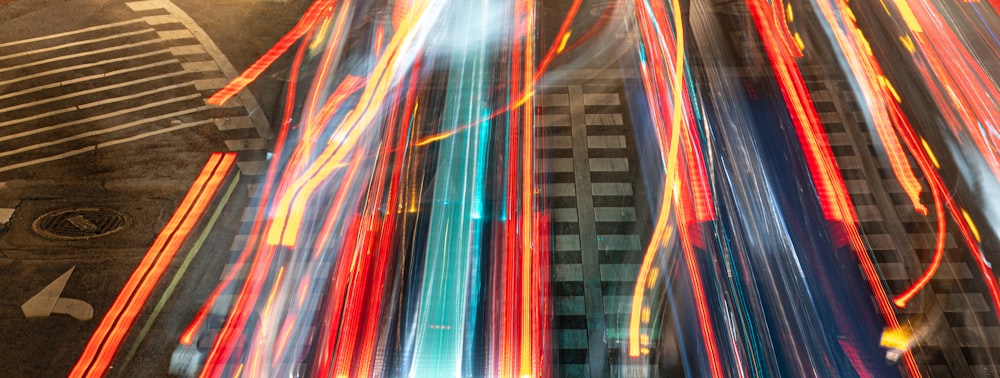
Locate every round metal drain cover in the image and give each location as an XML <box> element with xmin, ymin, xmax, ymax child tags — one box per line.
<box><xmin>32</xmin><ymin>208</ymin><xmax>130</xmax><ymax>240</ymax></box>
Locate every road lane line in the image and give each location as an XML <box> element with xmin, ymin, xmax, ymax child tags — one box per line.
<box><xmin>0</xmin><ymin>38</ymin><xmax>162</xmax><ymax>75</ymax></box>
<box><xmin>0</xmin><ymin>19</ymin><xmax>144</xmax><ymax>49</ymax></box>
<box><xmin>0</xmin><ymin>28</ymin><xmax>155</xmax><ymax>61</ymax></box>
<box><xmin>0</xmin><ymin>94</ymin><xmax>201</xmax><ymax>143</ymax></box>
<box><xmin>0</xmin><ymin>106</ymin><xmax>208</xmax><ymax>159</ymax></box>
<box><xmin>79</xmin><ymin>81</ymin><xmax>199</xmax><ymax>109</ymax></box>
<box><xmin>0</xmin><ymin>83</ymin><xmax>201</xmax><ymax>128</ymax></box>
<box><xmin>0</xmin><ymin>59</ymin><xmax>179</xmax><ymax>102</ymax></box>
<box><xmin>70</xmin><ymin>152</ymin><xmax>237</xmax><ymax>378</ymax></box>
<box><xmin>147</xmin><ymin>0</ymin><xmax>273</xmax><ymax>138</ymax></box>
<box><xmin>96</xmin><ymin>118</ymin><xmax>213</xmax><ymax>148</ymax></box>
<box><xmin>0</xmin><ymin>82</ymin><xmax>196</xmax><ymax>128</ymax></box>
<box><xmin>0</xmin><ymin>88</ymin><xmax>201</xmax><ymax>127</ymax></box>
<box><xmin>0</xmin><ymin>49</ymin><xmax>173</xmax><ymax>87</ymax></box>
<box><xmin>1</xmin><ymin>69</ymin><xmax>202</xmax><ymax>113</ymax></box>
<box><xmin>118</xmin><ymin>171</ymin><xmax>241</xmax><ymax>373</ymax></box>
<box><xmin>0</xmin><ymin>105</ymin><xmax>74</xmax><ymax>128</ymax></box>
<box><xmin>0</xmin><ymin>119</ymin><xmax>213</xmax><ymax>173</ymax></box>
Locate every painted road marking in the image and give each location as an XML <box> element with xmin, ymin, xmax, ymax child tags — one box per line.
<box><xmin>224</xmin><ymin>138</ymin><xmax>267</xmax><ymax>151</ymax></box>
<box><xmin>0</xmin><ymin>88</ymin><xmax>202</xmax><ymax>149</ymax></box>
<box><xmin>0</xmin><ymin>94</ymin><xmax>201</xmax><ymax>142</ymax></box>
<box><xmin>0</xmin><ymin>69</ymin><xmax>192</xmax><ymax>114</ymax></box>
<box><xmin>70</xmin><ymin>152</ymin><xmax>237</xmax><ymax>378</ymax></box>
<box><xmin>118</xmin><ymin>171</ymin><xmax>241</xmax><ymax>373</ymax></box>
<box><xmin>21</xmin><ymin>266</ymin><xmax>94</xmax><ymax>321</ymax></box>
<box><xmin>0</xmin><ymin>2</ymin><xmax>272</xmax><ymax>176</ymax></box>
<box><xmin>0</xmin><ymin>119</ymin><xmax>213</xmax><ymax>173</ymax></box>
<box><xmin>0</xmin><ymin>39</ymin><xmax>163</xmax><ymax>75</ymax></box>
<box><xmin>0</xmin><ymin>207</ymin><xmax>13</xmax><ymax>224</ymax></box>
<box><xmin>0</xmin><ymin>19</ymin><xmax>144</xmax><ymax>49</ymax></box>
<box><xmin>125</xmin><ymin>0</ymin><xmax>273</xmax><ymax>139</ymax></box>
<box><xmin>0</xmin><ymin>94</ymin><xmax>201</xmax><ymax>143</ymax></box>
<box><xmin>0</xmin><ymin>28</ymin><xmax>155</xmax><ymax>61</ymax></box>
<box><xmin>0</xmin><ymin>48</ymin><xmax>173</xmax><ymax>87</ymax></box>
<box><xmin>0</xmin><ymin>59</ymin><xmax>179</xmax><ymax>101</ymax></box>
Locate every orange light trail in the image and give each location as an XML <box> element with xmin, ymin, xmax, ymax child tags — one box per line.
<box><xmin>70</xmin><ymin>152</ymin><xmax>236</xmax><ymax>377</ymax></box>
<box><xmin>179</xmin><ymin>37</ymin><xmax>314</xmax><ymax>346</ymax></box>
<box><xmin>207</xmin><ymin>0</ymin><xmax>337</xmax><ymax>105</ymax></box>
<box><xmin>748</xmin><ymin>0</ymin><xmax>922</xmax><ymax>374</ymax></box>
<box><xmin>812</xmin><ymin>0</ymin><xmax>1000</xmax><ymax>326</ymax></box>
<box><xmin>302</xmin><ymin>0</ymin><xmax>353</xmax><ymax>131</ymax></box>
<box><xmin>519</xmin><ymin>0</ymin><xmax>540</xmax><ymax>374</ymax></box>
<box><xmin>628</xmin><ymin>1</ymin><xmax>725</xmax><ymax>376</ymax></box>
<box><xmin>266</xmin><ymin>0</ymin><xmax>432</xmax><ymax>247</ymax></box>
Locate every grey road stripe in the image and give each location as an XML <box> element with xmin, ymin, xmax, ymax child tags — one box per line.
<box><xmin>0</xmin><ymin>28</ymin><xmax>155</xmax><ymax>61</ymax></box>
<box><xmin>0</xmin><ymin>38</ymin><xmax>162</xmax><ymax>75</ymax></box>
<box><xmin>141</xmin><ymin>0</ymin><xmax>273</xmax><ymax>138</ymax></box>
<box><xmin>223</xmin><ymin>138</ymin><xmax>268</xmax><ymax>151</ymax></box>
<box><xmin>81</xmin><ymin>82</ymin><xmax>200</xmax><ymax>110</ymax></box>
<box><xmin>0</xmin><ymin>81</ymin><xmax>194</xmax><ymax>128</ymax></box>
<box><xmin>541</xmin><ymin>158</ymin><xmax>575</xmax><ymax>173</ymax></box>
<box><xmin>540</xmin><ymin>93</ymin><xmax>569</xmax><ymax>106</ymax></box>
<box><xmin>0</xmin><ymin>83</ymin><xmax>191</xmax><ymax>127</ymax></box>
<box><xmin>587</xmin><ymin>135</ymin><xmax>627</xmax><ymax>149</ymax></box>
<box><xmin>589</xmin><ymin>158</ymin><xmax>629</xmax><ymax>172</ymax></box>
<box><xmin>938</xmin><ymin>293</ymin><xmax>991</xmax><ymax>312</ymax></box>
<box><xmin>0</xmin><ymin>119</ymin><xmax>212</xmax><ymax>173</ymax></box>
<box><xmin>142</xmin><ymin>15</ymin><xmax>177</xmax><ymax>25</ymax></box>
<box><xmin>568</xmin><ymin>84</ymin><xmax>609</xmax><ymax>378</ymax></box>
<box><xmin>125</xmin><ymin>0</ymin><xmax>164</xmax><ymax>11</ymax></box>
<box><xmin>215</xmin><ymin>117</ymin><xmax>255</xmax><ymax>131</ymax></box>
<box><xmin>0</xmin><ymin>59</ymin><xmax>179</xmax><ymax>101</ymax></box>
<box><xmin>0</xmin><ymin>106</ymin><xmax>207</xmax><ymax>159</ymax></box>
<box><xmin>594</xmin><ymin>207</ymin><xmax>636</xmax><ymax>222</ymax></box>
<box><xmin>168</xmin><ymin>45</ymin><xmax>207</xmax><ymax>56</ymax></box>
<box><xmin>0</xmin><ymin>48</ymin><xmax>173</xmax><ymax>87</ymax></box>
<box><xmin>592</xmin><ymin>182</ymin><xmax>632</xmax><ymax>196</ymax></box>
<box><xmin>540</xmin><ymin>113</ymin><xmax>572</xmax><ymax>127</ymax></box>
<box><xmin>0</xmin><ymin>94</ymin><xmax>201</xmax><ymax>143</ymax></box>
<box><xmin>1</xmin><ymin>68</ymin><xmax>205</xmax><ymax>113</ymax></box>
<box><xmin>236</xmin><ymin>161</ymin><xmax>268</xmax><ymax>176</ymax></box>
<box><xmin>542</xmin><ymin>68</ymin><xmax>639</xmax><ymax>81</ymax></box>
<box><xmin>585</xmin><ymin>114</ymin><xmax>623</xmax><ymax>126</ymax></box>
<box><xmin>0</xmin><ymin>107</ymin><xmax>74</xmax><ymax>128</ymax></box>
<box><xmin>156</xmin><ymin>30</ymin><xmax>195</xmax><ymax>40</ymax></box>
<box><xmin>582</xmin><ymin>93</ymin><xmax>620</xmax><ymax>106</ymax></box>
<box><xmin>0</xmin><ymin>19</ymin><xmax>143</xmax><ymax>49</ymax></box>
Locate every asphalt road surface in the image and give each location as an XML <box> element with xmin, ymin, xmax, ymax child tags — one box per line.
<box><xmin>0</xmin><ymin>1</ymin><xmax>307</xmax><ymax>376</ymax></box>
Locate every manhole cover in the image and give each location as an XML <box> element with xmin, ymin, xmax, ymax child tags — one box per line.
<box><xmin>32</xmin><ymin>208</ymin><xmax>130</xmax><ymax>240</ymax></box>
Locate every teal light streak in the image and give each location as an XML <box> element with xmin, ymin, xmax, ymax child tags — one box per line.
<box><xmin>409</xmin><ymin>3</ymin><xmax>491</xmax><ymax>374</ymax></box>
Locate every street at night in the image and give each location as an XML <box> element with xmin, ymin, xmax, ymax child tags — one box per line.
<box><xmin>1</xmin><ymin>0</ymin><xmax>1000</xmax><ymax>377</ymax></box>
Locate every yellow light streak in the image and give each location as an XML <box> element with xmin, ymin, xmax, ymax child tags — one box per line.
<box><xmin>962</xmin><ymin>209</ymin><xmax>982</xmax><ymax>242</ymax></box>
<box><xmin>921</xmin><ymin>138</ymin><xmax>940</xmax><ymax>168</ymax></box>
<box><xmin>557</xmin><ymin>31</ymin><xmax>572</xmax><ymax>53</ymax></box>
<box><xmin>892</xmin><ymin>0</ymin><xmax>924</xmax><ymax>33</ymax></box>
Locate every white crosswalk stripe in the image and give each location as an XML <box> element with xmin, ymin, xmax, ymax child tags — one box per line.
<box><xmin>0</xmin><ymin>3</ymin><xmax>271</xmax><ymax>176</ymax></box>
<box><xmin>536</xmin><ymin>81</ymin><xmax>645</xmax><ymax>377</ymax></box>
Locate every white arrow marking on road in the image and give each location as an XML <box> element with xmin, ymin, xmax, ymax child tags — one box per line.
<box><xmin>21</xmin><ymin>266</ymin><xmax>93</xmax><ymax>321</ymax></box>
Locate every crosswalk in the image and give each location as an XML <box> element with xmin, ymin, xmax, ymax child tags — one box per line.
<box><xmin>538</xmin><ymin>77</ymin><xmax>651</xmax><ymax>378</ymax></box>
<box><xmin>0</xmin><ymin>0</ymin><xmax>270</xmax><ymax>177</ymax></box>
<box><xmin>806</xmin><ymin>70</ymin><xmax>1000</xmax><ymax>377</ymax></box>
